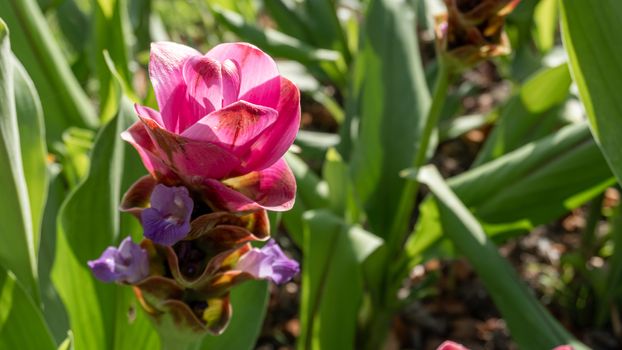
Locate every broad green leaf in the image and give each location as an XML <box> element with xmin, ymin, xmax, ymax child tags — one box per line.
<box><xmin>302</xmin><ymin>0</ymin><xmax>350</xmax><ymax>61</ymax></box>
<box><xmin>453</xmin><ymin>123</ymin><xmax>613</xmax><ymax>226</ymax></box>
<box><xmin>38</xmin><ymin>171</ymin><xmax>71</xmax><ymax>343</ymax></box>
<box><xmin>533</xmin><ymin>0</ymin><xmax>558</xmax><ymax>53</ymax></box>
<box><xmin>561</xmin><ymin>0</ymin><xmax>622</xmax><ymax>187</ymax></box>
<box><xmin>0</xmin><ymin>265</ymin><xmax>55</xmax><ymax>350</ymax></box>
<box><xmin>93</xmin><ymin>0</ymin><xmax>133</xmax><ymax>123</ymax></box>
<box><xmin>417</xmin><ymin>165</ymin><xmax>586</xmax><ymax>350</ymax></box>
<box><xmin>52</xmin><ymin>100</ymin><xmax>158</xmax><ymax>350</ymax></box>
<box><xmin>211</xmin><ymin>6</ymin><xmax>340</xmax><ymax>65</ymax></box>
<box><xmin>0</xmin><ymin>0</ymin><xmax>98</xmax><ymax>143</ymax></box>
<box><xmin>13</xmin><ymin>54</ymin><xmax>48</xmax><ymax>252</ymax></box>
<box><xmin>281</xmin><ymin>152</ymin><xmax>329</xmax><ymax>246</ymax></box>
<box><xmin>322</xmin><ymin>148</ymin><xmax>361</xmax><ymax>223</ymax></box>
<box><xmin>263</xmin><ymin>0</ymin><xmax>312</xmax><ymax>43</ymax></box>
<box><xmin>0</xmin><ymin>19</ymin><xmax>38</xmax><ymax>300</ymax></box>
<box><xmin>405</xmin><ymin>123</ymin><xmax>614</xmax><ymax>262</ymax></box>
<box><xmin>201</xmin><ymin>280</ymin><xmax>269</xmax><ymax>350</ymax></box>
<box><xmin>474</xmin><ymin>63</ymin><xmax>572</xmax><ymax>166</ymax></box>
<box><xmin>350</xmin><ymin>0</ymin><xmax>429</xmax><ymax>238</ymax></box>
<box><xmin>299</xmin><ymin>210</ymin><xmax>382</xmax><ymax>350</ymax></box>
<box><xmin>128</xmin><ymin>0</ymin><xmax>152</xmax><ymax>52</ymax></box>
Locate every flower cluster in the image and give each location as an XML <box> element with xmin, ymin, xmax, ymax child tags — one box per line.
<box><xmin>435</xmin><ymin>0</ymin><xmax>521</xmax><ymax>69</ymax></box>
<box><xmin>88</xmin><ymin>42</ymin><xmax>301</xmax><ymax>337</ymax></box>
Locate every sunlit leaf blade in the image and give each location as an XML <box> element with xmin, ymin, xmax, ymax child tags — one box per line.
<box><xmin>93</xmin><ymin>0</ymin><xmax>133</xmax><ymax>123</ymax></box>
<box><xmin>561</xmin><ymin>0</ymin><xmax>622</xmax><ymax>187</ymax></box>
<box><xmin>299</xmin><ymin>210</ymin><xmax>382</xmax><ymax>350</ymax></box>
<box><xmin>474</xmin><ymin>63</ymin><xmax>572</xmax><ymax>166</ymax></box>
<box><xmin>0</xmin><ymin>1</ymin><xmax>98</xmax><ymax>142</ymax></box>
<box><xmin>349</xmin><ymin>0</ymin><xmax>430</xmax><ymax>238</ymax></box>
<box><xmin>52</xmin><ymin>100</ymin><xmax>158</xmax><ymax>350</ymax></box>
<box><xmin>0</xmin><ymin>19</ymin><xmax>38</xmax><ymax>300</ymax></box>
<box><xmin>201</xmin><ymin>280</ymin><xmax>269</xmax><ymax>350</ymax></box>
<box><xmin>533</xmin><ymin>0</ymin><xmax>558</xmax><ymax>53</ymax></box>
<box><xmin>0</xmin><ymin>265</ymin><xmax>55</xmax><ymax>350</ymax></box>
<box><xmin>13</xmin><ymin>54</ymin><xmax>48</xmax><ymax>252</ymax></box>
<box><xmin>456</xmin><ymin>123</ymin><xmax>613</xmax><ymax>226</ymax></box>
<box><xmin>417</xmin><ymin>165</ymin><xmax>587</xmax><ymax>350</ymax></box>
<box><xmin>405</xmin><ymin>123</ymin><xmax>614</xmax><ymax>261</ymax></box>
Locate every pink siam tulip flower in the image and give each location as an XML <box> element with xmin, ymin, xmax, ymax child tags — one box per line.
<box><xmin>122</xmin><ymin>42</ymin><xmax>301</xmax><ymax>212</ymax></box>
<box><xmin>436</xmin><ymin>341</ymin><xmax>469</xmax><ymax>350</ymax></box>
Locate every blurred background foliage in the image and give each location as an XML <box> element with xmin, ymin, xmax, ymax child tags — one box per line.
<box><xmin>1</xmin><ymin>0</ymin><xmax>622</xmax><ymax>349</ymax></box>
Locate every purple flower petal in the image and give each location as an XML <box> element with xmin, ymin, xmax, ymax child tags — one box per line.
<box><xmin>141</xmin><ymin>184</ymin><xmax>194</xmax><ymax>246</ymax></box>
<box><xmin>236</xmin><ymin>240</ymin><xmax>299</xmax><ymax>284</ymax></box>
<box><xmin>88</xmin><ymin>237</ymin><xmax>149</xmax><ymax>284</ymax></box>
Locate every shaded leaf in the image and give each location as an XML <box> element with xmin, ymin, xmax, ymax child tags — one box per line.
<box><xmin>349</xmin><ymin>0</ymin><xmax>429</xmax><ymax>238</ymax></box>
<box><xmin>299</xmin><ymin>210</ymin><xmax>382</xmax><ymax>350</ymax></box>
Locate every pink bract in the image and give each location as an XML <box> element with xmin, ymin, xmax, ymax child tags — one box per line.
<box><xmin>122</xmin><ymin>42</ymin><xmax>300</xmax><ymax>212</ymax></box>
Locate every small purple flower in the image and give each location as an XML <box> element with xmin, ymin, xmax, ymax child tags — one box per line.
<box><xmin>141</xmin><ymin>184</ymin><xmax>194</xmax><ymax>246</ymax></box>
<box><xmin>236</xmin><ymin>240</ymin><xmax>299</xmax><ymax>284</ymax></box>
<box><xmin>88</xmin><ymin>237</ymin><xmax>149</xmax><ymax>284</ymax></box>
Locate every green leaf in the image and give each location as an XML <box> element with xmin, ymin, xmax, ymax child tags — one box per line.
<box><xmin>299</xmin><ymin>210</ymin><xmax>382</xmax><ymax>350</ymax></box>
<box><xmin>211</xmin><ymin>6</ymin><xmax>340</xmax><ymax>64</ymax></box>
<box><xmin>281</xmin><ymin>153</ymin><xmax>329</xmax><ymax>246</ymax></box>
<box><xmin>0</xmin><ymin>1</ymin><xmax>98</xmax><ymax>143</ymax></box>
<box><xmin>322</xmin><ymin>148</ymin><xmax>361</xmax><ymax>223</ymax></box>
<box><xmin>349</xmin><ymin>0</ymin><xmax>430</xmax><ymax>238</ymax></box>
<box><xmin>474</xmin><ymin>63</ymin><xmax>572</xmax><ymax>166</ymax></box>
<box><xmin>0</xmin><ymin>19</ymin><xmax>39</xmax><ymax>300</ymax></box>
<box><xmin>13</xmin><ymin>54</ymin><xmax>48</xmax><ymax>252</ymax></box>
<box><xmin>453</xmin><ymin>123</ymin><xmax>613</xmax><ymax>226</ymax></box>
<box><xmin>301</xmin><ymin>0</ymin><xmax>350</xmax><ymax>61</ymax></box>
<box><xmin>93</xmin><ymin>0</ymin><xmax>133</xmax><ymax>123</ymax></box>
<box><xmin>38</xmin><ymin>171</ymin><xmax>71</xmax><ymax>343</ymax></box>
<box><xmin>200</xmin><ymin>280</ymin><xmax>269</xmax><ymax>350</ymax></box>
<box><xmin>263</xmin><ymin>0</ymin><xmax>312</xmax><ymax>43</ymax></box>
<box><xmin>0</xmin><ymin>265</ymin><xmax>56</xmax><ymax>350</ymax></box>
<box><xmin>416</xmin><ymin>165</ymin><xmax>586</xmax><ymax>350</ymax></box>
<box><xmin>533</xmin><ymin>0</ymin><xmax>558</xmax><ymax>53</ymax></box>
<box><xmin>405</xmin><ymin>123</ymin><xmax>614</xmax><ymax>262</ymax></box>
<box><xmin>51</xmin><ymin>100</ymin><xmax>158</xmax><ymax>350</ymax></box>
<box><xmin>561</xmin><ymin>0</ymin><xmax>622</xmax><ymax>187</ymax></box>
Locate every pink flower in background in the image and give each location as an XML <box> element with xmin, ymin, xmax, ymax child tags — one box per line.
<box><xmin>436</xmin><ymin>341</ymin><xmax>469</xmax><ymax>350</ymax></box>
<box><xmin>122</xmin><ymin>42</ymin><xmax>300</xmax><ymax>212</ymax></box>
